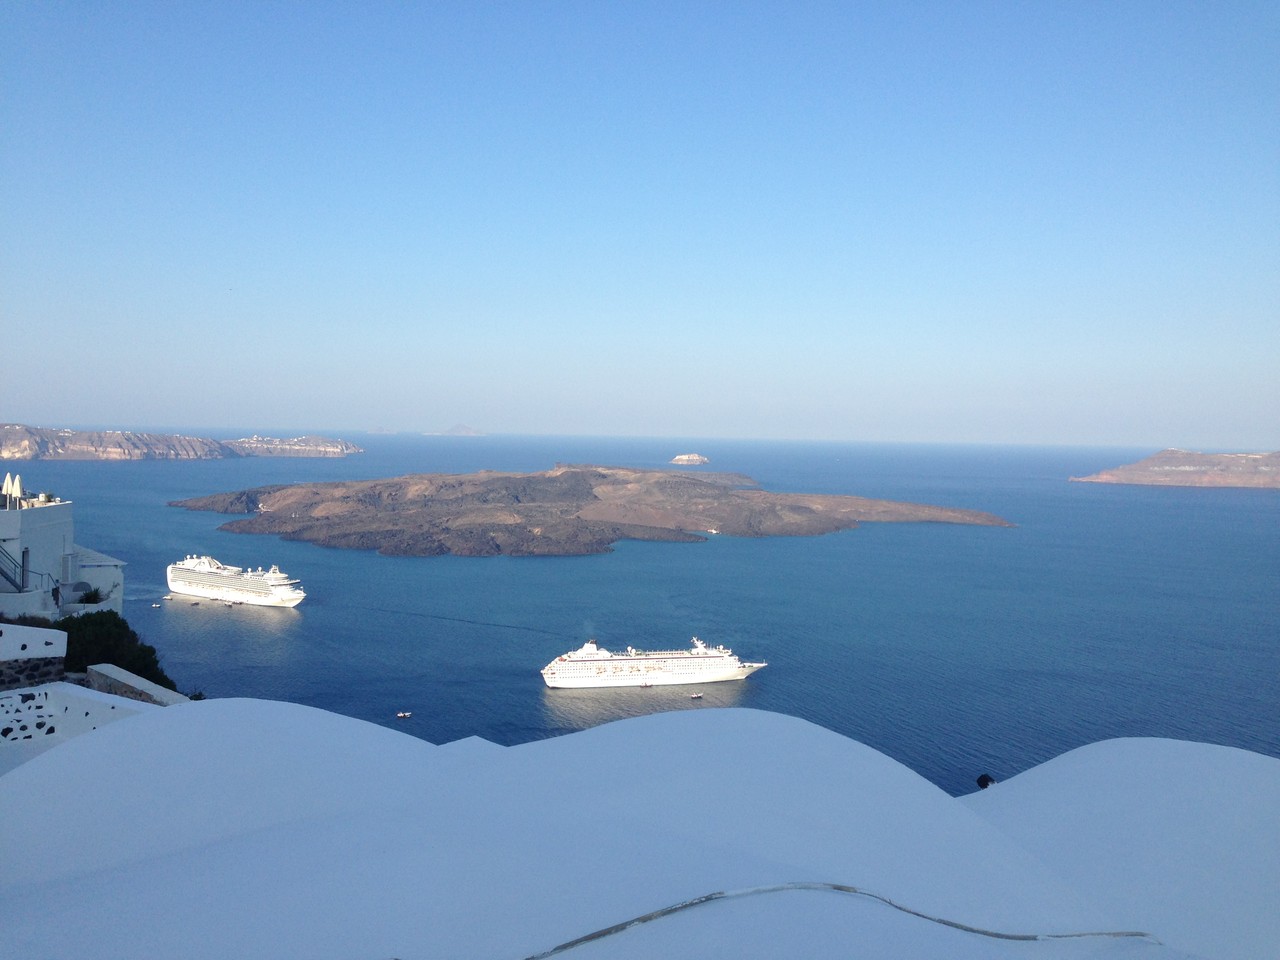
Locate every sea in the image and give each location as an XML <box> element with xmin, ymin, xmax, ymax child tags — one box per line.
<box><xmin>21</xmin><ymin>434</ymin><xmax>1279</xmax><ymax>796</ymax></box>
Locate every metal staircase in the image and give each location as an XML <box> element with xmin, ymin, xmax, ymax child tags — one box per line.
<box><xmin>0</xmin><ymin>543</ymin><xmax>27</xmax><ymax>592</ymax></box>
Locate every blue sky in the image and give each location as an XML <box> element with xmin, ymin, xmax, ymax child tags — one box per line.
<box><xmin>3</xmin><ymin>2</ymin><xmax>1276</xmax><ymax>447</ymax></box>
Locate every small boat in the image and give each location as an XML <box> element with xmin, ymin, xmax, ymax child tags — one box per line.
<box><xmin>396</xmin><ymin>711</ymin><xmax>412</xmax><ymax>719</ymax></box>
<box><xmin>690</xmin><ymin>693</ymin><xmax>703</xmax><ymax>699</ymax></box>
<box><xmin>151</xmin><ymin>603</ymin><xmax>161</xmax><ymax>608</ymax></box>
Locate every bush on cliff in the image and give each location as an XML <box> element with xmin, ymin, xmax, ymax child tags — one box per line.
<box><xmin>56</xmin><ymin>610</ymin><xmax>176</xmax><ymax>691</ymax></box>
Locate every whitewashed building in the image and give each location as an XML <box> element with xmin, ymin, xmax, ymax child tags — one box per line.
<box><xmin>0</xmin><ymin>472</ymin><xmax>124</xmax><ymax>619</ymax></box>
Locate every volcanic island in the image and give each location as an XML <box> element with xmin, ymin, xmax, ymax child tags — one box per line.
<box><xmin>170</xmin><ymin>465</ymin><xmax>1011</xmax><ymax>557</ymax></box>
<box><xmin>1071</xmin><ymin>449</ymin><xmax>1280</xmax><ymax>489</ymax></box>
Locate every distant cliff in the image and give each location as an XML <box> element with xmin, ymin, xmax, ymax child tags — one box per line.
<box><xmin>170</xmin><ymin>464</ymin><xmax>1012</xmax><ymax>557</ymax></box>
<box><xmin>1071</xmin><ymin>449</ymin><xmax>1280</xmax><ymax>488</ymax></box>
<box><xmin>0</xmin><ymin>424</ymin><xmax>362</xmax><ymax>461</ymax></box>
<box><xmin>222</xmin><ymin>435</ymin><xmax>363</xmax><ymax>458</ymax></box>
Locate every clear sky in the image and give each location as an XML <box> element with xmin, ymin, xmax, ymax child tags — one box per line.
<box><xmin>2</xmin><ymin>1</ymin><xmax>1276</xmax><ymax>448</ymax></box>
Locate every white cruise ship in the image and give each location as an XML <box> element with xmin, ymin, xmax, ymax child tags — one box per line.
<box><xmin>166</xmin><ymin>556</ymin><xmax>306</xmax><ymax>607</ymax></box>
<box><xmin>541</xmin><ymin>637</ymin><xmax>765</xmax><ymax>688</ymax></box>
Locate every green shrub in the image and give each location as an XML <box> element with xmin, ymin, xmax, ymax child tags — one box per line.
<box><xmin>56</xmin><ymin>610</ymin><xmax>176</xmax><ymax>691</ymax></box>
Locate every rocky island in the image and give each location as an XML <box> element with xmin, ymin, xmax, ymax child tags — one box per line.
<box><xmin>170</xmin><ymin>464</ymin><xmax>1011</xmax><ymax>557</ymax></box>
<box><xmin>1071</xmin><ymin>449</ymin><xmax>1280</xmax><ymax>489</ymax></box>
<box><xmin>1</xmin><ymin>424</ymin><xmax>362</xmax><ymax>460</ymax></box>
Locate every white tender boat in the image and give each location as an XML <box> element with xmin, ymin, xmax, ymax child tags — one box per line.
<box><xmin>541</xmin><ymin>637</ymin><xmax>765</xmax><ymax>689</ymax></box>
<box><xmin>166</xmin><ymin>555</ymin><xmax>306</xmax><ymax>608</ymax></box>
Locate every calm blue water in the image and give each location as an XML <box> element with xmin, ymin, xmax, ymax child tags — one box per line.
<box><xmin>23</xmin><ymin>435</ymin><xmax>1280</xmax><ymax>795</ymax></box>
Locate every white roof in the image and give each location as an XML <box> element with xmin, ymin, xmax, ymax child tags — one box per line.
<box><xmin>963</xmin><ymin>737</ymin><xmax>1280</xmax><ymax>960</ymax></box>
<box><xmin>2</xmin><ymin>702</ymin><xmax>1273</xmax><ymax>959</ymax></box>
<box><xmin>72</xmin><ymin>544</ymin><xmax>126</xmax><ymax>567</ymax></box>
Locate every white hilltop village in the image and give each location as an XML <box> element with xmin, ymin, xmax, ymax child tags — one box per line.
<box><xmin>2</xmin><ymin>478</ymin><xmax>1277</xmax><ymax>959</ymax></box>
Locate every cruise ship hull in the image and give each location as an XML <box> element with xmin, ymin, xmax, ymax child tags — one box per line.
<box><xmin>543</xmin><ymin>662</ymin><xmax>763</xmax><ymax>689</ymax></box>
<box><xmin>541</xmin><ymin>638</ymin><xmax>766</xmax><ymax>689</ymax></box>
<box><xmin>166</xmin><ymin>557</ymin><xmax>305</xmax><ymax>608</ymax></box>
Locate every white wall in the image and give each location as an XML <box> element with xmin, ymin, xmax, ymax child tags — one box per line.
<box><xmin>0</xmin><ymin>499</ymin><xmax>125</xmax><ymax>617</ymax></box>
<box><xmin>0</xmin><ymin>623</ymin><xmax>67</xmax><ymax>661</ymax></box>
<box><xmin>0</xmin><ymin>499</ymin><xmax>74</xmax><ymax>590</ymax></box>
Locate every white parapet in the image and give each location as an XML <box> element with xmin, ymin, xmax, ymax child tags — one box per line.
<box><xmin>0</xmin><ymin>680</ymin><xmax>159</xmax><ymax>776</ymax></box>
<box><xmin>0</xmin><ymin>623</ymin><xmax>66</xmax><ymax>661</ymax></box>
<box><xmin>86</xmin><ymin>664</ymin><xmax>190</xmax><ymax>707</ymax></box>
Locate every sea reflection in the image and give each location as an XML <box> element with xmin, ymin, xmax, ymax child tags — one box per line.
<box><xmin>137</xmin><ymin>596</ymin><xmax>303</xmax><ymax>671</ymax></box>
<box><xmin>540</xmin><ymin>681</ymin><xmax>749</xmax><ymax>734</ymax></box>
